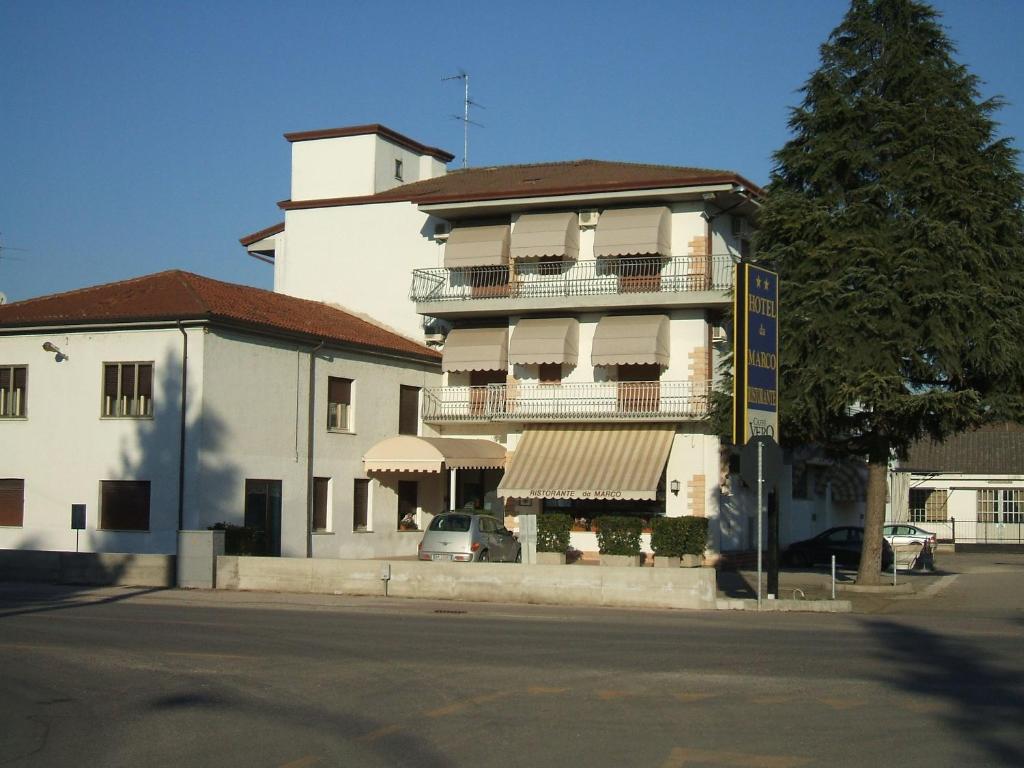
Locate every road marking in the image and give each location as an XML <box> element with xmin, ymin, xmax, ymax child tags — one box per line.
<box><xmin>527</xmin><ymin>686</ymin><xmax>568</xmax><ymax>695</ymax></box>
<box><xmin>673</xmin><ymin>693</ymin><xmax>716</xmax><ymax>704</ymax></box>
<box><xmin>818</xmin><ymin>697</ymin><xmax>866</xmax><ymax>710</ymax></box>
<box><xmin>661</xmin><ymin>747</ymin><xmax>811</xmax><ymax>767</ymax></box>
<box><xmin>358</xmin><ymin>724</ymin><xmax>402</xmax><ymax>743</ymax></box>
<box><xmin>278</xmin><ymin>756</ymin><xmax>320</xmax><ymax>768</ymax></box>
<box><xmin>425</xmin><ymin>691</ymin><xmax>510</xmax><ymax>718</ymax></box>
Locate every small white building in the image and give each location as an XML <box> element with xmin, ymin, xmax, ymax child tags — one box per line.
<box><xmin>888</xmin><ymin>424</ymin><xmax>1024</xmax><ymax>547</ymax></box>
<box><xmin>241</xmin><ymin>123</ymin><xmax>773</xmax><ymax>557</ymax></box>
<box><xmin>0</xmin><ymin>270</ymin><xmax>443</xmax><ymax>558</ymax></box>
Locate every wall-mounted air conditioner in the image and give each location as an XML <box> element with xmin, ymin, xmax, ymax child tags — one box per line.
<box><xmin>578</xmin><ymin>210</ymin><xmax>600</xmax><ymax>228</ymax></box>
<box><xmin>711</xmin><ymin>327</ymin><xmax>728</xmax><ymax>344</ymax></box>
<box><xmin>433</xmin><ymin>222</ymin><xmax>451</xmax><ymax>241</ymax></box>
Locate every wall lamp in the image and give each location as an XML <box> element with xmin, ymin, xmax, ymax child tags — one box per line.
<box><xmin>670</xmin><ymin>479</ymin><xmax>681</xmax><ymax>495</ymax></box>
<box><xmin>42</xmin><ymin>341</ymin><xmax>68</xmax><ymax>361</ymax></box>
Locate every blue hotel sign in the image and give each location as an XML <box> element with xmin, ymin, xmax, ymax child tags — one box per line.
<box><xmin>733</xmin><ymin>263</ymin><xmax>779</xmax><ymax>445</ymax></box>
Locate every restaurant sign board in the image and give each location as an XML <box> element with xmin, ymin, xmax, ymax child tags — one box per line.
<box><xmin>733</xmin><ymin>263</ymin><xmax>779</xmax><ymax>445</ymax></box>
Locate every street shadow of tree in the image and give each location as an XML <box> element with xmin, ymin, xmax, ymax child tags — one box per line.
<box><xmin>864</xmin><ymin>619</ymin><xmax>1024</xmax><ymax>766</ymax></box>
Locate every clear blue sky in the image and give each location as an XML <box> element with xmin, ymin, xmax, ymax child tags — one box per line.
<box><xmin>2</xmin><ymin>0</ymin><xmax>1022</xmax><ymax>303</ymax></box>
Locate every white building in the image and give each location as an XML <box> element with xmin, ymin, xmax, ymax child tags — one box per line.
<box><xmin>888</xmin><ymin>423</ymin><xmax>1024</xmax><ymax>547</ymax></box>
<box><xmin>0</xmin><ymin>270</ymin><xmax>443</xmax><ymax>558</ymax></box>
<box><xmin>241</xmin><ymin>123</ymin><xmax>768</xmax><ymax>557</ymax></box>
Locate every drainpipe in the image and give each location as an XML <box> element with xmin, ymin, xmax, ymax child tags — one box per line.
<box><xmin>176</xmin><ymin>323</ymin><xmax>188</xmax><ymax>533</ymax></box>
<box><xmin>306</xmin><ymin>341</ymin><xmax>326</xmax><ymax>558</ymax></box>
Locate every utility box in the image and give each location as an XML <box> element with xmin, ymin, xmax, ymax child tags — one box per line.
<box><xmin>177</xmin><ymin>530</ymin><xmax>225</xmax><ymax>589</ymax></box>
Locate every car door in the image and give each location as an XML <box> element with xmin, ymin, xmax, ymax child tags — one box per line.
<box><xmin>821</xmin><ymin>528</ymin><xmax>855</xmax><ymax>566</ymax></box>
<box><xmin>494</xmin><ymin>524</ymin><xmax>517</xmax><ymax>561</ymax></box>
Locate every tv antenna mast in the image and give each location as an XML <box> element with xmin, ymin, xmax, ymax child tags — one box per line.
<box><xmin>442</xmin><ymin>69</ymin><xmax>484</xmax><ymax>168</ymax></box>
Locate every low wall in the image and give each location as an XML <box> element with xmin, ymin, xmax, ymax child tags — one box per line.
<box><xmin>0</xmin><ymin>550</ymin><xmax>176</xmax><ymax>587</ymax></box>
<box><xmin>216</xmin><ymin>556</ymin><xmax>717</xmax><ymax>611</ymax></box>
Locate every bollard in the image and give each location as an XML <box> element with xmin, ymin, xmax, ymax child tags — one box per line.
<box><xmin>831</xmin><ymin>555</ymin><xmax>836</xmax><ymax>600</ymax></box>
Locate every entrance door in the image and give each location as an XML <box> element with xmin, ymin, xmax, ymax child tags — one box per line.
<box><xmin>469</xmin><ymin>369</ymin><xmax>506</xmax><ymax>417</ymax></box>
<box><xmin>616</xmin><ymin>364</ymin><xmax>661</xmax><ymax>414</ymax></box>
<box><xmin>244</xmin><ymin>479</ymin><xmax>282</xmax><ymax>556</ymax></box>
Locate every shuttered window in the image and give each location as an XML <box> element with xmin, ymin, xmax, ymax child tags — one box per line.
<box><xmin>102</xmin><ymin>363</ymin><xmax>153</xmax><ymax>417</ymax></box>
<box><xmin>0</xmin><ymin>479</ymin><xmax>24</xmax><ymax>527</ymax></box>
<box><xmin>327</xmin><ymin>377</ymin><xmax>353</xmax><ymax>431</ymax></box>
<box><xmin>100</xmin><ymin>480</ymin><xmax>150</xmax><ymax>531</ymax></box>
<box><xmin>313</xmin><ymin>477</ymin><xmax>330</xmax><ymax>532</ymax></box>
<box><xmin>399</xmin><ymin>386</ymin><xmax>420</xmax><ymax>435</ymax></box>
<box><xmin>0</xmin><ymin>366</ymin><xmax>27</xmax><ymax>418</ymax></box>
<box><xmin>353</xmin><ymin>479</ymin><xmax>369</xmax><ymax>531</ymax></box>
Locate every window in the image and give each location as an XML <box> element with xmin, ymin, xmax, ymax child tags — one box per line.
<box><xmin>394</xmin><ymin>158</ymin><xmax>404</xmax><ymax>180</ymax></box>
<box><xmin>353</xmin><ymin>479</ymin><xmax>370</xmax><ymax>531</ymax></box>
<box><xmin>398</xmin><ymin>481</ymin><xmax>418</xmax><ymax>530</ymax></box>
<box><xmin>977</xmin><ymin>488</ymin><xmax>1024</xmax><ymax>524</ymax></box>
<box><xmin>538</xmin><ymin>363</ymin><xmax>562</xmax><ymax>385</ymax></box>
<box><xmin>327</xmin><ymin>377</ymin><xmax>353</xmax><ymax>431</ymax></box>
<box><xmin>909</xmin><ymin>488</ymin><xmax>947</xmax><ymax>523</ymax></box>
<box><xmin>100</xmin><ymin>480</ymin><xmax>150</xmax><ymax>531</ymax></box>
<box><xmin>0</xmin><ymin>366</ymin><xmax>27</xmax><ymax>417</ymax></box>
<box><xmin>103</xmin><ymin>363</ymin><xmax>153</xmax><ymax>417</ymax></box>
<box><xmin>313</xmin><ymin>477</ymin><xmax>330</xmax><ymax>532</ymax></box>
<box><xmin>245</xmin><ymin>479</ymin><xmax>282</xmax><ymax>556</ymax></box>
<box><xmin>399</xmin><ymin>385</ymin><xmax>420</xmax><ymax>436</ymax></box>
<box><xmin>617</xmin><ymin>363</ymin><xmax>661</xmax><ymax>413</ymax></box>
<box><xmin>0</xmin><ymin>479</ymin><xmax>24</xmax><ymax>527</ymax></box>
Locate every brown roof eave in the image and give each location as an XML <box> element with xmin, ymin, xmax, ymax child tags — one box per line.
<box><xmin>283</xmin><ymin>123</ymin><xmax>455</xmax><ymax>163</ymax></box>
<box><xmin>240</xmin><ymin>221</ymin><xmax>285</xmax><ymax>247</ymax></box>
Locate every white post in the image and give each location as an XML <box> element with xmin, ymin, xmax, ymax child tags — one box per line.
<box><xmin>831</xmin><ymin>555</ymin><xmax>836</xmax><ymax>600</ymax></box>
<box><xmin>757</xmin><ymin>441</ymin><xmax>764</xmax><ymax>610</ymax></box>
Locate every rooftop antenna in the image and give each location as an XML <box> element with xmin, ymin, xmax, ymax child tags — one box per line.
<box><xmin>442</xmin><ymin>69</ymin><xmax>484</xmax><ymax>168</ymax></box>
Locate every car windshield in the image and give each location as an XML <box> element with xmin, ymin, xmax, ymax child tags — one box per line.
<box><xmin>429</xmin><ymin>515</ymin><xmax>472</xmax><ymax>533</ymax></box>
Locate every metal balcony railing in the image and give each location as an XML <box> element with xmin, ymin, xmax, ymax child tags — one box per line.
<box><xmin>421</xmin><ymin>380</ymin><xmax>712</xmax><ymax>423</ymax></box>
<box><xmin>410</xmin><ymin>254</ymin><xmax>734</xmax><ymax>303</ymax></box>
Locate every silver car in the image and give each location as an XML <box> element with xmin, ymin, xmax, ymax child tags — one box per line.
<box><xmin>418</xmin><ymin>512</ymin><xmax>521</xmax><ymax>563</ymax></box>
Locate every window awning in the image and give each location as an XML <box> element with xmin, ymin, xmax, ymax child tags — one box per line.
<box><xmin>444</xmin><ymin>224</ymin><xmax>511</xmax><ymax>268</ymax></box>
<box><xmin>593</xmin><ymin>206</ymin><xmax>671</xmax><ymax>258</ymax></box>
<box><xmin>497</xmin><ymin>424</ymin><xmax>674</xmax><ymax>501</ymax></box>
<box><xmin>442</xmin><ymin>327</ymin><xmax>509</xmax><ymax>372</ymax></box>
<box><xmin>591</xmin><ymin>315</ymin><xmax>670</xmax><ymax>367</ymax></box>
<box><xmin>364</xmin><ymin>436</ymin><xmax>507</xmax><ymax>473</ymax></box>
<box><xmin>508</xmin><ymin>318</ymin><xmax>579</xmax><ymax>366</ymax></box>
<box><xmin>510</xmin><ymin>211</ymin><xmax>579</xmax><ymax>261</ymax></box>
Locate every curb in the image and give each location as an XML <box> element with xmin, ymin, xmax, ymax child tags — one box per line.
<box><xmin>715</xmin><ymin>597</ymin><xmax>852</xmax><ymax>613</ymax></box>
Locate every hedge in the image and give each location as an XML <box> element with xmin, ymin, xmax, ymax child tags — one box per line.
<box><xmin>209</xmin><ymin>522</ymin><xmax>267</xmax><ymax>556</ymax></box>
<box><xmin>594</xmin><ymin>516</ymin><xmax>642</xmax><ymax>556</ymax></box>
<box><xmin>650</xmin><ymin>516</ymin><xmax>708</xmax><ymax>558</ymax></box>
<box><xmin>537</xmin><ymin>513</ymin><xmax>571</xmax><ymax>553</ymax></box>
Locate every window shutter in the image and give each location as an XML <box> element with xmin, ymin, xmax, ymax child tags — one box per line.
<box><xmin>100</xmin><ymin>481</ymin><xmax>150</xmax><ymax>531</ymax></box>
<box><xmin>137</xmin><ymin>364</ymin><xmax>153</xmax><ymax>399</ymax></box>
<box><xmin>313</xmin><ymin>477</ymin><xmax>329</xmax><ymax>531</ymax></box>
<box><xmin>399</xmin><ymin>386</ymin><xmax>420</xmax><ymax>435</ymax></box>
<box><xmin>0</xmin><ymin>368</ymin><xmax>9</xmax><ymax>390</ymax></box>
<box><xmin>104</xmin><ymin>364</ymin><xmax>119</xmax><ymax>399</ymax></box>
<box><xmin>0</xmin><ymin>479</ymin><xmax>24</xmax><ymax>527</ymax></box>
<box><xmin>329</xmin><ymin>377</ymin><xmax>352</xmax><ymax>405</ymax></box>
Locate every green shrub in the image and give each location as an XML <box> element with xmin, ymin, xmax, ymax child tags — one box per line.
<box><xmin>537</xmin><ymin>513</ymin><xmax>571</xmax><ymax>553</ymax></box>
<box><xmin>681</xmin><ymin>516</ymin><xmax>709</xmax><ymax>556</ymax></box>
<box><xmin>209</xmin><ymin>522</ymin><xmax>267</xmax><ymax>556</ymax></box>
<box><xmin>594</xmin><ymin>516</ymin><xmax>642</xmax><ymax>556</ymax></box>
<box><xmin>650</xmin><ymin>517</ymin><xmax>687</xmax><ymax>558</ymax></box>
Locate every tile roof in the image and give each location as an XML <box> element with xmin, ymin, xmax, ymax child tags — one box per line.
<box><xmin>279</xmin><ymin>158</ymin><xmax>763</xmax><ymax>211</ymax></box>
<box><xmin>900</xmin><ymin>423</ymin><xmax>1024</xmax><ymax>474</ymax></box>
<box><xmin>239</xmin><ymin>221</ymin><xmax>285</xmax><ymax>247</ymax></box>
<box><xmin>0</xmin><ymin>271</ymin><xmax>440</xmax><ymax>363</ymax></box>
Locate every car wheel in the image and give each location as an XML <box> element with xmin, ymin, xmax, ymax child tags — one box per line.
<box><xmin>515</xmin><ymin>548</ymin><xmax>522</xmax><ymax>563</ymax></box>
<box><xmin>478</xmin><ymin>549</ymin><xmax>489</xmax><ymax>562</ymax></box>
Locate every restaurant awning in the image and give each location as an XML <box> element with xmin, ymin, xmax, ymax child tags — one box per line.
<box><xmin>593</xmin><ymin>206</ymin><xmax>671</xmax><ymax>258</ymax></box>
<box><xmin>510</xmin><ymin>211</ymin><xmax>579</xmax><ymax>261</ymax></box>
<box><xmin>497</xmin><ymin>424</ymin><xmax>675</xmax><ymax>500</ymax></box>
<box><xmin>442</xmin><ymin>327</ymin><xmax>509</xmax><ymax>372</ymax></box>
<box><xmin>508</xmin><ymin>318</ymin><xmax>579</xmax><ymax>366</ymax></box>
<box><xmin>364</xmin><ymin>436</ymin><xmax>506</xmax><ymax>473</ymax></box>
<box><xmin>444</xmin><ymin>223</ymin><xmax>511</xmax><ymax>268</ymax></box>
<box><xmin>591</xmin><ymin>315</ymin><xmax>670</xmax><ymax>367</ymax></box>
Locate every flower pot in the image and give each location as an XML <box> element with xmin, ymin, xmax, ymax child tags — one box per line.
<box><xmin>536</xmin><ymin>552</ymin><xmax>566</xmax><ymax>565</ymax></box>
<box><xmin>680</xmin><ymin>554</ymin><xmax>702</xmax><ymax>568</ymax></box>
<box><xmin>654</xmin><ymin>555</ymin><xmax>680</xmax><ymax>568</ymax></box>
<box><xmin>599</xmin><ymin>554</ymin><xmax>641</xmax><ymax>567</ymax></box>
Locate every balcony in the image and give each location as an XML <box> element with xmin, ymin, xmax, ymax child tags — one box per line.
<box><xmin>410</xmin><ymin>254</ymin><xmax>735</xmax><ymax>317</ymax></box>
<box><xmin>421</xmin><ymin>380</ymin><xmax>711</xmax><ymax>424</ymax></box>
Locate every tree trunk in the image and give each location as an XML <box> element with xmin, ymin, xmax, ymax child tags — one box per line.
<box><xmin>856</xmin><ymin>457</ymin><xmax>889</xmax><ymax>585</ymax></box>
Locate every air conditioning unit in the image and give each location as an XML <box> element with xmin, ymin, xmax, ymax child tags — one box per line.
<box><xmin>711</xmin><ymin>327</ymin><xmax>728</xmax><ymax>344</ymax></box>
<box><xmin>424</xmin><ymin>333</ymin><xmax>446</xmax><ymax>346</ymax></box>
<box><xmin>578</xmin><ymin>209</ymin><xmax>600</xmax><ymax>228</ymax></box>
<box><xmin>433</xmin><ymin>222</ymin><xmax>451</xmax><ymax>241</ymax></box>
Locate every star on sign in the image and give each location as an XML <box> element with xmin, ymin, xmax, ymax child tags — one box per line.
<box><xmin>764</xmin><ymin>279</ymin><xmax>771</xmax><ymax>291</ymax></box>
<box><xmin>755</xmin><ymin>275</ymin><xmax>762</xmax><ymax>289</ymax></box>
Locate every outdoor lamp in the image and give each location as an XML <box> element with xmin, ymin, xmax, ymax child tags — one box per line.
<box><xmin>670</xmin><ymin>479</ymin><xmax>681</xmax><ymax>495</ymax></box>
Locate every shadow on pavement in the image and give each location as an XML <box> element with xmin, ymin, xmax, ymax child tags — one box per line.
<box><xmin>0</xmin><ymin>583</ymin><xmax>168</xmax><ymax>619</ymax></box>
<box><xmin>865</xmin><ymin>618</ymin><xmax>1024</xmax><ymax>766</ymax></box>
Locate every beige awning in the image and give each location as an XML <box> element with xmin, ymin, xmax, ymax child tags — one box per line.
<box><xmin>364</xmin><ymin>436</ymin><xmax>506</xmax><ymax>473</ymax></box>
<box><xmin>498</xmin><ymin>424</ymin><xmax>674</xmax><ymax>500</ymax></box>
<box><xmin>442</xmin><ymin>327</ymin><xmax>509</xmax><ymax>372</ymax></box>
<box><xmin>591</xmin><ymin>315</ymin><xmax>670</xmax><ymax>367</ymax></box>
<box><xmin>444</xmin><ymin>224</ymin><xmax>511</xmax><ymax>268</ymax></box>
<box><xmin>508</xmin><ymin>318</ymin><xmax>579</xmax><ymax>366</ymax></box>
<box><xmin>510</xmin><ymin>211</ymin><xmax>579</xmax><ymax>261</ymax></box>
<box><xmin>593</xmin><ymin>206</ymin><xmax>671</xmax><ymax>258</ymax></box>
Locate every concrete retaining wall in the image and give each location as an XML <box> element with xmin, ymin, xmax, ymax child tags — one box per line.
<box><xmin>0</xmin><ymin>550</ymin><xmax>176</xmax><ymax>587</ymax></box>
<box><xmin>216</xmin><ymin>556</ymin><xmax>717</xmax><ymax>611</ymax></box>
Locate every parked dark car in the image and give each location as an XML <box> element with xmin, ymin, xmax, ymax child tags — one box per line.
<box><xmin>784</xmin><ymin>526</ymin><xmax>893</xmax><ymax>570</ymax></box>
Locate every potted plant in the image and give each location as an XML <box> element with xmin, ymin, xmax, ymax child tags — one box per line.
<box><xmin>536</xmin><ymin>512</ymin><xmax>571</xmax><ymax>564</ymax></box>
<box><xmin>680</xmin><ymin>516</ymin><xmax>709</xmax><ymax>567</ymax></box>
<box><xmin>594</xmin><ymin>516</ymin><xmax>642</xmax><ymax>566</ymax></box>
<box><xmin>650</xmin><ymin>517</ymin><xmax>686</xmax><ymax>568</ymax></box>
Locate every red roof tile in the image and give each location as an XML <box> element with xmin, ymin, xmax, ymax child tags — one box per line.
<box><xmin>0</xmin><ymin>271</ymin><xmax>440</xmax><ymax>363</ymax></box>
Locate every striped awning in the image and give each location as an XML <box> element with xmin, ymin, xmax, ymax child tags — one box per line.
<box><xmin>591</xmin><ymin>314</ymin><xmax>670</xmax><ymax>367</ymax></box>
<box><xmin>510</xmin><ymin>211</ymin><xmax>579</xmax><ymax>261</ymax></box>
<box><xmin>508</xmin><ymin>318</ymin><xmax>579</xmax><ymax>366</ymax></box>
<box><xmin>442</xmin><ymin>327</ymin><xmax>509</xmax><ymax>372</ymax></box>
<box><xmin>444</xmin><ymin>224</ymin><xmax>511</xmax><ymax>268</ymax></box>
<box><xmin>364</xmin><ymin>436</ymin><xmax>506</xmax><ymax>473</ymax></box>
<box><xmin>593</xmin><ymin>206</ymin><xmax>671</xmax><ymax>258</ymax></box>
<box><xmin>497</xmin><ymin>424</ymin><xmax>674</xmax><ymax>501</ymax></box>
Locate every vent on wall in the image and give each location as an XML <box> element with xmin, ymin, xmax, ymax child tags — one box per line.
<box><xmin>579</xmin><ymin>210</ymin><xmax>600</xmax><ymax>228</ymax></box>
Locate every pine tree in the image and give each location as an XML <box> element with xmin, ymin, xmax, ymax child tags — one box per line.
<box><xmin>756</xmin><ymin>0</ymin><xmax>1024</xmax><ymax>583</ymax></box>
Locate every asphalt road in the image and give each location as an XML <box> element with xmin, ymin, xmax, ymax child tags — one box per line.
<box><xmin>0</xmin><ymin>554</ymin><xmax>1021</xmax><ymax>768</ymax></box>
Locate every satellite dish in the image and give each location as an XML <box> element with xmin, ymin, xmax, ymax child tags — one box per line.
<box><xmin>0</xmin><ymin>292</ymin><xmax>7</xmax><ymax>305</ymax></box>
